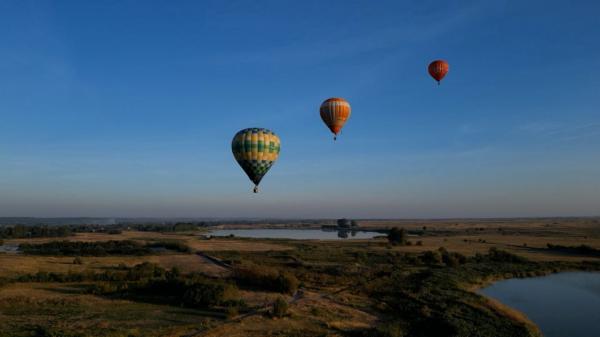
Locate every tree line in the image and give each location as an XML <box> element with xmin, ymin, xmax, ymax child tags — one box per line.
<box><xmin>19</xmin><ymin>240</ymin><xmax>192</xmax><ymax>256</ymax></box>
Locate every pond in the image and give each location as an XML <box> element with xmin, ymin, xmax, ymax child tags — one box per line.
<box><xmin>0</xmin><ymin>243</ymin><xmax>19</xmax><ymax>253</ymax></box>
<box><xmin>207</xmin><ymin>228</ymin><xmax>384</xmax><ymax>240</ymax></box>
<box><xmin>480</xmin><ymin>272</ymin><xmax>600</xmax><ymax>337</ymax></box>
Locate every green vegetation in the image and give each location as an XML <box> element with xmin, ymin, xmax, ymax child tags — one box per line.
<box><xmin>211</xmin><ymin>240</ymin><xmax>600</xmax><ymax>337</ymax></box>
<box><xmin>88</xmin><ymin>266</ymin><xmax>241</xmax><ymax>310</ymax></box>
<box><xmin>233</xmin><ymin>262</ymin><xmax>299</xmax><ymax>294</ymax></box>
<box><xmin>146</xmin><ymin>240</ymin><xmax>193</xmax><ymax>253</ymax></box>
<box><xmin>11</xmin><ymin>262</ymin><xmax>241</xmax><ymax>312</ymax></box>
<box><xmin>127</xmin><ymin>222</ymin><xmax>203</xmax><ymax>232</ymax></box>
<box><xmin>546</xmin><ymin>243</ymin><xmax>600</xmax><ymax>257</ymax></box>
<box><xmin>0</xmin><ymin>225</ymin><xmax>72</xmax><ymax>239</ymax></box>
<box><xmin>388</xmin><ymin>227</ymin><xmax>407</xmax><ymax>245</ymax></box>
<box><xmin>272</xmin><ymin>296</ymin><xmax>288</xmax><ymax>318</ymax></box>
<box><xmin>19</xmin><ymin>240</ymin><xmax>152</xmax><ymax>256</ymax></box>
<box><xmin>1</xmin><ymin>222</ymin><xmax>599</xmax><ymax>337</ymax></box>
<box><xmin>336</xmin><ymin>218</ymin><xmax>360</xmax><ymax>228</ymax></box>
<box><xmin>18</xmin><ymin>239</ymin><xmax>192</xmax><ymax>256</ymax></box>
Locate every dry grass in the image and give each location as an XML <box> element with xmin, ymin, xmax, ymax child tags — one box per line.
<box><xmin>5</xmin><ymin>230</ymin><xmax>195</xmax><ymax>245</ymax></box>
<box><xmin>377</xmin><ymin>232</ymin><xmax>600</xmax><ymax>262</ymax></box>
<box><xmin>0</xmin><ymin>283</ymin><xmax>216</xmax><ymax>337</ymax></box>
<box><xmin>199</xmin><ymin>289</ymin><xmax>376</xmax><ymax>337</ymax></box>
<box><xmin>0</xmin><ymin>253</ymin><xmax>226</xmax><ymax>278</ymax></box>
<box><xmin>186</xmin><ymin>239</ymin><xmax>291</xmax><ymax>252</ymax></box>
<box><xmin>482</xmin><ymin>297</ymin><xmax>542</xmax><ymax>336</ymax></box>
<box><xmin>4</xmin><ymin>230</ymin><xmax>292</xmax><ymax>252</ymax></box>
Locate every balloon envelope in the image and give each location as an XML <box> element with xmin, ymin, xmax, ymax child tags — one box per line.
<box><xmin>320</xmin><ymin>97</ymin><xmax>351</xmax><ymax>139</ymax></box>
<box><xmin>428</xmin><ymin>60</ymin><xmax>449</xmax><ymax>84</ymax></box>
<box><xmin>231</xmin><ymin>128</ymin><xmax>281</xmax><ymax>190</ymax></box>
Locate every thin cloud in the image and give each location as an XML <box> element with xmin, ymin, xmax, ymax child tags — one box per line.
<box><xmin>517</xmin><ymin>122</ymin><xmax>600</xmax><ymax>141</ymax></box>
<box><xmin>209</xmin><ymin>3</ymin><xmax>487</xmax><ymax>67</ymax></box>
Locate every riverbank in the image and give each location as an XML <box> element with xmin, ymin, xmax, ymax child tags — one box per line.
<box><xmin>481</xmin><ymin>272</ymin><xmax>600</xmax><ymax>337</ymax></box>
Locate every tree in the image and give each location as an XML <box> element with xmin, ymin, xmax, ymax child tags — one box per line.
<box><xmin>337</xmin><ymin>218</ymin><xmax>351</xmax><ymax>228</ymax></box>
<box><xmin>388</xmin><ymin>227</ymin><xmax>406</xmax><ymax>245</ymax></box>
<box><xmin>350</xmin><ymin>220</ymin><xmax>359</xmax><ymax>227</ymax></box>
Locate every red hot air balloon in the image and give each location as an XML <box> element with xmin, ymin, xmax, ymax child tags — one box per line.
<box><xmin>428</xmin><ymin>60</ymin><xmax>449</xmax><ymax>85</ymax></box>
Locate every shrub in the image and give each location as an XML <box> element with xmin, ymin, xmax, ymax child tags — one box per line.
<box><xmin>488</xmin><ymin>247</ymin><xmax>528</xmax><ymax>263</ymax></box>
<box><xmin>376</xmin><ymin>321</ymin><xmax>405</xmax><ymax>337</ymax></box>
<box><xmin>182</xmin><ymin>282</ymin><xmax>238</xmax><ymax>307</ymax></box>
<box><xmin>146</xmin><ymin>240</ymin><xmax>192</xmax><ymax>253</ymax></box>
<box><xmin>546</xmin><ymin>244</ymin><xmax>600</xmax><ymax>257</ymax></box>
<box><xmin>388</xmin><ymin>228</ymin><xmax>406</xmax><ymax>246</ymax></box>
<box><xmin>19</xmin><ymin>240</ymin><xmax>151</xmax><ymax>256</ymax></box>
<box><xmin>421</xmin><ymin>251</ymin><xmax>442</xmax><ymax>265</ymax></box>
<box><xmin>272</xmin><ymin>297</ymin><xmax>288</xmax><ymax>318</ymax></box>
<box><xmin>233</xmin><ymin>263</ymin><xmax>299</xmax><ymax>294</ymax></box>
<box><xmin>226</xmin><ymin>305</ymin><xmax>239</xmax><ymax>318</ymax></box>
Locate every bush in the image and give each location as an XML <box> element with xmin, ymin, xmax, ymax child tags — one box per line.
<box><xmin>226</xmin><ymin>305</ymin><xmax>239</xmax><ymax>318</ymax></box>
<box><xmin>546</xmin><ymin>244</ymin><xmax>600</xmax><ymax>257</ymax></box>
<box><xmin>146</xmin><ymin>240</ymin><xmax>192</xmax><ymax>253</ymax></box>
<box><xmin>182</xmin><ymin>282</ymin><xmax>238</xmax><ymax>307</ymax></box>
<box><xmin>488</xmin><ymin>248</ymin><xmax>528</xmax><ymax>263</ymax></box>
<box><xmin>376</xmin><ymin>321</ymin><xmax>405</xmax><ymax>337</ymax></box>
<box><xmin>272</xmin><ymin>297</ymin><xmax>288</xmax><ymax>318</ymax></box>
<box><xmin>19</xmin><ymin>239</ymin><xmax>193</xmax><ymax>256</ymax></box>
<box><xmin>388</xmin><ymin>228</ymin><xmax>406</xmax><ymax>246</ymax></box>
<box><xmin>421</xmin><ymin>251</ymin><xmax>442</xmax><ymax>265</ymax></box>
<box><xmin>19</xmin><ymin>240</ymin><xmax>151</xmax><ymax>256</ymax></box>
<box><xmin>233</xmin><ymin>263</ymin><xmax>299</xmax><ymax>294</ymax></box>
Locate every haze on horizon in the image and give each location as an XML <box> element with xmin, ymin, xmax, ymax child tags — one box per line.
<box><xmin>1</xmin><ymin>1</ymin><xmax>599</xmax><ymax>219</ymax></box>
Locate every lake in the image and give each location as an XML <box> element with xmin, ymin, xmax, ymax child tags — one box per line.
<box><xmin>207</xmin><ymin>228</ymin><xmax>384</xmax><ymax>240</ymax></box>
<box><xmin>481</xmin><ymin>272</ymin><xmax>600</xmax><ymax>337</ymax></box>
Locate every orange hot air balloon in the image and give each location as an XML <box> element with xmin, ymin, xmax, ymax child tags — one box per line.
<box><xmin>428</xmin><ymin>60</ymin><xmax>449</xmax><ymax>85</ymax></box>
<box><xmin>320</xmin><ymin>97</ymin><xmax>351</xmax><ymax>141</ymax></box>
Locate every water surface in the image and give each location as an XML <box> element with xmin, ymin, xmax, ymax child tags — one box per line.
<box><xmin>208</xmin><ymin>228</ymin><xmax>383</xmax><ymax>240</ymax></box>
<box><xmin>0</xmin><ymin>243</ymin><xmax>19</xmax><ymax>253</ymax></box>
<box><xmin>481</xmin><ymin>272</ymin><xmax>600</xmax><ymax>337</ymax></box>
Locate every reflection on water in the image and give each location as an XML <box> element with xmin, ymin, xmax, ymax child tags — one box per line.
<box><xmin>0</xmin><ymin>243</ymin><xmax>19</xmax><ymax>253</ymax></box>
<box><xmin>336</xmin><ymin>230</ymin><xmax>356</xmax><ymax>239</ymax></box>
<box><xmin>481</xmin><ymin>272</ymin><xmax>600</xmax><ymax>337</ymax></box>
<box><xmin>208</xmin><ymin>228</ymin><xmax>382</xmax><ymax>240</ymax></box>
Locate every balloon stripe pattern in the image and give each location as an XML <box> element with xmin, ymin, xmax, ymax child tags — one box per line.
<box><xmin>320</xmin><ymin>97</ymin><xmax>351</xmax><ymax>136</ymax></box>
<box><xmin>232</xmin><ymin>128</ymin><xmax>280</xmax><ymax>186</ymax></box>
<box><xmin>428</xmin><ymin>60</ymin><xmax>449</xmax><ymax>84</ymax></box>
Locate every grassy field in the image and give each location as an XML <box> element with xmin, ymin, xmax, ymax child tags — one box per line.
<box><xmin>0</xmin><ymin>283</ymin><xmax>218</xmax><ymax>337</ymax></box>
<box><xmin>0</xmin><ymin>218</ymin><xmax>598</xmax><ymax>337</ymax></box>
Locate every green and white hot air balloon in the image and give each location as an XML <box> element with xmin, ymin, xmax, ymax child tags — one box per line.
<box><xmin>231</xmin><ymin>128</ymin><xmax>281</xmax><ymax>193</ymax></box>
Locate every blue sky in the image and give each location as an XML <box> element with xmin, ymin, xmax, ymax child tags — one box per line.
<box><xmin>0</xmin><ymin>0</ymin><xmax>599</xmax><ymax>218</ymax></box>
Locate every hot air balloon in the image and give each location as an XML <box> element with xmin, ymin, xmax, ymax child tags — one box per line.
<box><xmin>428</xmin><ymin>60</ymin><xmax>449</xmax><ymax>85</ymax></box>
<box><xmin>231</xmin><ymin>128</ymin><xmax>281</xmax><ymax>193</ymax></box>
<box><xmin>320</xmin><ymin>97</ymin><xmax>351</xmax><ymax>140</ymax></box>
